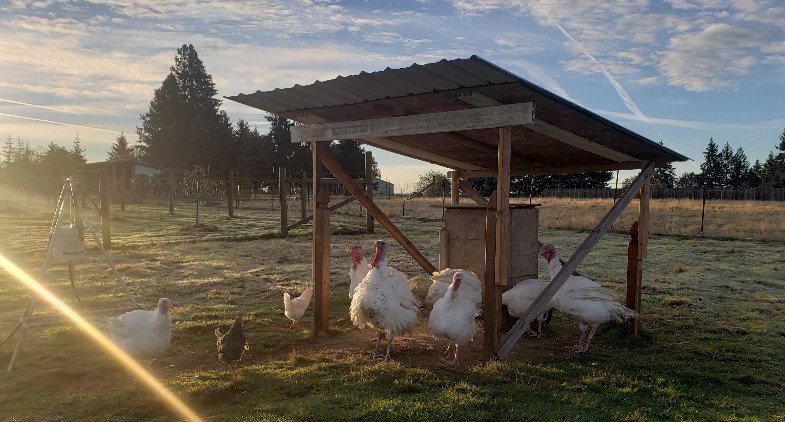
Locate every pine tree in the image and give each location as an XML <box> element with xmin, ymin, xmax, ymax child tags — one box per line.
<box><xmin>137</xmin><ymin>45</ymin><xmax>235</xmax><ymax>170</ymax></box>
<box><xmin>718</xmin><ymin>142</ymin><xmax>734</xmax><ymax>187</ymax></box>
<box><xmin>266</xmin><ymin>114</ymin><xmax>310</xmax><ymax>172</ymax></box>
<box><xmin>3</xmin><ymin>135</ymin><xmax>13</xmax><ymax>166</ymax></box>
<box><xmin>700</xmin><ymin>138</ymin><xmax>722</xmax><ymax>188</ymax></box>
<box><xmin>676</xmin><ymin>172</ymin><xmax>700</xmax><ymax>188</ymax></box>
<box><xmin>234</xmin><ymin>119</ymin><xmax>271</xmax><ymax>173</ymax></box>
<box><xmin>652</xmin><ymin>162</ymin><xmax>677</xmax><ymax>189</ymax></box>
<box><xmin>329</xmin><ymin>140</ymin><xmax>381</xmax><ymax>178</ymax></box>
<box><xmin>729</xmin><ymin>146</ymin><xmax>750</xmax><ymax>187</ymax></box>
<box><xmin>107</xmin><ymin>132</ymin><xmax>135</xmax><ymax>160</ymax></box>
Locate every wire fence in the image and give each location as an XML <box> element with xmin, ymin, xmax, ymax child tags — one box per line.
<box><xmin>541</xmin><ymin>187</ymin><xmax>785</xmax><ymax>201</ymax></box>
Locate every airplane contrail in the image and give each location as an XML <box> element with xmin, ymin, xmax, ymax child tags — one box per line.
<box><xmin>552</xmin><ymin>22</ymin><xmax>673</xmax><ymax>148</ymax></box>
<box><xmin>0</xmin><ymin>112</ymin><xmax>133</xmax><ymax>136</ymax></box>
<box><xmin>0</xmin><ymin>98</ymin><xmax>76</xmax><ymax>113</ymax></box>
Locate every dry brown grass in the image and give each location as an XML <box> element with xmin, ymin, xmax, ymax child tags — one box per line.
<box><xmin>366</xmin><ymin>196</ymin><xmax>785</xmax><ymax>241</ymax></box>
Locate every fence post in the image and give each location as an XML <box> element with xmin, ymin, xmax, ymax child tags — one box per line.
<box><xmin>300</xmin><ymin>170</ymin><xmax>307</xmax><ymax>220</ymax></box>
<box><xmin>279</xmin><ymin>166</ymin><xmax>288</xmax><ymax>238</ymax></box>
<box><xmin>99</xmin><ymin>166</ymin><xmax>111</xmax><ymax>249</ymax></box>
<box><xmin>169</xmin><ymin>170</ymin><xmax>175</xmax><ymax>215</ymax></box>
<box><xmin>227</xmin><ymin>169</ymin><xmax>234</xmax><ymax>218</ymax></box>
<box><xmin>120</xmin><ymin>169</ymin><xmax>126</xmax><ymax>212</ymax></box>
<box><xmin>365</xmin><ymin>151</ymin><xmax>374</xmax><ymax>233</ymax></box>
<box><xmin>625</xmin><ymin>221</ymin><xmax>642</xmax><ymax>335</ymax></box>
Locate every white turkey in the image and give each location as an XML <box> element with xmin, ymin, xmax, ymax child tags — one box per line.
<box><xmin>501</xmin><ymin>279</ymin><xmax>553</xmax><ymax>337</ymax></box>
<box><xmin>350</xmin><ymin>240</ymin><xmax>420</xmax><ymax>361</ymax></box>
<box><xmin>284</xmin><ymin>287</ymin><xmax>315</xmax><ymax>330</ymax></box>
<box><xmin>427</xmin><ymin>271</ymin><xmax>477</xmax><ymax>365</ymax></box>
<box><xmin>540</xmin><ymin>244</ymin><xmax>640</xmax><ymax>353</ymax></box>
<box><xmin>346</xmin><ymin>245</ymin><xmax>370</xmax><ymax>298</ymax></box>
<box><xmin>106</xmin><ymin>298</ymin><xmax>173</xmax><ymax>370</ymax></box>
<box><xmin>425</xmin><ymin>269</ymin><xmax>482</xmax><ymax>314</ymax></box>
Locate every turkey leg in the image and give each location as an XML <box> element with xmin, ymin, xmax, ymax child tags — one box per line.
<box><xmin>371</xmin><ymin>329</ymin><xmax>384</xmax><ymax>359</ymax></box>
<box><xmin>447</xmin><ymin>344</ymin><xmax>460</xmax><ymax>366</ymax></box>
<box><xmin>380</xmin><ymin>332</ymin><xmax>395</xmax><ymax>362</ymax></box>
<box><xmin>578</xmin><ymin>326</ymin><xmax>599</xmax><ymax>353</ymax></box>
<box><xmin>567</xmin><ymin>327</ymin><xmax>589</xmax><ymax>352</ymax></box>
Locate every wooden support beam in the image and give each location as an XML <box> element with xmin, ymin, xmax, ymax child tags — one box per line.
<box><xmin>439</xmin><ymin>228</ymin><xmax>449</xmax><ymax>270</ymax></box>
<box><xmin>319</xmin><ymin>148</ymin><xmax>437</xmax><ymax>275</ymax></box>
<box><xmin>312</xmin><ymin>143</ymin><xmax>330</xmax><ymax>334</ymax></box>
<box><xmin>456</xmin><ymin>178</ymin><xmax>488</xmax><ymax>206</ymax></box>
<box><xmin>300</xmin><ymin>170</ymin><xmax>307</xmax><ymax>220</ymax></box>
<box><xmin>495</xmin><ymin>160</ymin><xmax>656</xmax><ymax>359</ymax></box>
<box><xmin>359</xmin><ymin>137</ymin><xmax>487</xmax><ymax>171</ymax></box>
<box><xmin>365</xmin><ymin>151</ymin><xmax>374</xmax><ymax>233</ymax></box>
<box><xmin>99</xmin><ymin>166</ymin><xmax>111</xmax><ymax>249</ymax></box>
<box><xmin>458</xmin><ymin>161</ymin><xmax>647</xmax><ymax>178</ymax></box>
<box><xmin>450</xmin><ymin>172</ymin><xmax>459</xmax><ymax>205</ymax></box>
<box><xmin>483</xmin><ymin>191</ymin><xmax>502</xmax><ymax>362</ymax></box>
<box><xmin>290</xmin><ymin>102</ymin><xmax>534</xmax><ymax>143</ymax></box>
<box><xmin>625</xmin><ymin>221</ymin><xmax>642</xmax><ymax>335</ymax></box>
<box><xmin>495</xmin><ymin>127</ymin><xmax>511</xmax><ymax>287</ymax></box>
<box><xmin>440</xmin><ymin>132</ymin><xmax>547</xmax><ymax>168</ymax></box>
<box><xmin>279</xmin><ymin>167</ymin><xmax>288</xmax><ymax>238</ymax></box>
<box><xmin>638</xmin><ymin>161</ymin><xmax>650</xmax><ymax>259</ymax></box>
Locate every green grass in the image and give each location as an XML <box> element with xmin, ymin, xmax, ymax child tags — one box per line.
<box><xmin>1</xmin><ymin>200</ymin><xmax>785</xmax><ymax>421</ymax></box>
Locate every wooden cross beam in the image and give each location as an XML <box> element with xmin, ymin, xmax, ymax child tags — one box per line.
<box><xmin>319</xmin><ymin>147</ymin><xmax>437</xmax><ymax>275</ymax></box>
<box><xmin>494</xmin><ymin>160</ymin><xmax>656</xmax><ymax>360</ymax></box>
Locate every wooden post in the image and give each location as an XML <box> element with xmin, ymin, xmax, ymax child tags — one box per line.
<box><xmin>439</xmin><ymin>228</ymin><xmax>449</xmax><ymax>270</ymax></box>
<box><xmin>110</xmin><ymin>163</ymin><xmax>117</xmax><ymax>205</ymax></box>
<box><xmin>484</xmin><ymin>191</ymin><xmax>502</xmax><ymax>362</ymax></box>
<box><xmin>300</xmin><ymin>170</ymin><xmax>307</xmax><ymax>220</ymax></box>
<box><xmin>227</xmin><ymin>170</ymin><xmax>234</xmax><ymax>218</ymax></box>
<box><xmin>312</xmin><ymin>143</ymin><xmax>330</xmax><ymax>334</ymax></box>
<box><xmin>365</xmin><ymin>151</ymin><xmax>374</xmax><ymax>233</ymax></box>
<box><xmin>320</xmin><ymin>148</ymin><xmax>436</xmax><ymax>275</ymax></box>
<box><xmin>496</xmin><ymin>127</ymin><xmax>511</xmax><ymax>287</ymax></box>
<box><xmin>639</xmin><ymin>161</ymin><xmax>650</xmax><ymax>259</ymax></box>
<box><xmin>99</xmin><ymin>166</ymin><xmax>111</xmax><ymax>249</ymax></box>
<box><xmin>625</xmin><ymin>221</ymin><xmax>642</xmax><ymax>335</ymax></box>
<box><xmin>120</xmin><ymin>169</ymin><xmax>126</xmax><ymax>212</ymax></box>
<box><xmin>495</xmin><ymin>161</ymin><xmax>656</xmax><ymax>359</ymax></box>
<box><xmin>279</xmin><ymin>166</ymin><xmax>288</xmax><ymax>238</ymax></box>
<box><xmin>450</xmin><ymin>171</ymin><xmax>460</xmax><ymax>204</ymax></box>
<box><xmin>168</xmin><ymin>169</ymin><xmax>175</xmax><ymax>215</ymax></box>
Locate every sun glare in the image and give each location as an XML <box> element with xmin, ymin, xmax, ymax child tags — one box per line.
<box><xmin>0</xmin><ymin>254</ymin><xmax>204</xmax><ymax>422</ymax></box>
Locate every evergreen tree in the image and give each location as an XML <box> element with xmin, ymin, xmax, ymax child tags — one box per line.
<box><xmin>266</xmin><ymin>114</ymin><xmax>310</xmax><ymax>172</ymax></box>
<box><xmin>329</xmin><ymin>140</ymin><xmax>381</xmax><ymax>178</ymax></box>
<box><xmin>107</xmin><ymin>132</ymin><xmax>135</xmax><ymax>160</ymax></box>
<box><xmin>137</xmin><ymin>45</ymin><xmax>235</xmax><ymax>170</ymax></box>
<box><xmin>651</xmin><ymin>162</ymin><xmax>677</xmax><ymax>189</ymax></box>
<box><xmin>2</xmin><ymin>135</ymin><xmax>13</xmax><ymax>166</ymax></box>
<box><xmin>729</xmin><ymin>146</ymin><xmax>750</xmax><ymax>187</ymax></box>
<box><xmin>699</xmin><ymin>138</ymin><xmax>722</xmax><ymax>188</ymax></box>
<box><xmin>718</xmin><ymin>142</ymin><xmax>734</xmax><ymax>187</ymax></box>
<box><xmin>675</xmin><ymin>172</ymin><xmax>700</xmax><ymax>188</ymax></box>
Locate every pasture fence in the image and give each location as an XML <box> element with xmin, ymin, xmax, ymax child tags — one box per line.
<box><xmin>541</xmin><ymin>187</ymin><xmax>785</xmax><ymax>201</ymax></box>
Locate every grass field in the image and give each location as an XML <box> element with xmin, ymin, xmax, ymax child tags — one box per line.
<box><xmin>1</xmin><ymin>198</ymin><xmax>785</xmax><ymax>421</ymax></box>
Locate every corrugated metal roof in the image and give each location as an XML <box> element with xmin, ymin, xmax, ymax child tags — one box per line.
<box><xmin>227</xmin><ymin>56</ymin><xmax>688</xmax><ymax>170</ymax></box>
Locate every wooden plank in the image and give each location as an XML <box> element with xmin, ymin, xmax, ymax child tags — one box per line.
<box><xmin>439</xmin><ymin>228</ymin><xmax>449</xmax><ymax>270</ymax></box>
<box><xmin>450</xmin><ymin>172</ymin><xmax>459</xmax><ymax>205</ymax></box>
<box><xmin>312</xmin><ymin>143</ymin><xmax>330</xmax><ymax>334</ymax></box>
<box><xmin>290</xmin><ymin>102</ymin><xmax>534</xmax><ymax>143</ymax></box>
<box><xmin>456</xmin><ymin>178</ymin><xmax>488</xmax><ymax>206</ymax></box>
<box><xmin>359</xmin><ymin>137</ymin><xmax>487</xmax><ymax>171</ymax></box>
<box><xmin>527</xmin><ymin>120</ymin><xmax>637</xmax><ymax>162</ymax></box>
<box><xmin>365</xmin><ymin>151</ymin><xmax>374</xmax><ymax>233</ymax></box>
<box><xmin>638</xmin><ymin>161</ymin><xmax>650</xmax><ymax>259</ymax></box>
<box><xmin>319</xmin><ymin>148</ymin><xmax>437</xmax><ymax>275</ymax></box>
<box><xmin>459</xmin><ymin>161</ymin><xmax>646</xmax><ymax>178</ymax></box>
<box><xmin>483</xmin><ymin>191</ymin><xmax>501</xmax><ymax>362</ymax></box>
<box><xmin>625</xmin><ymin>221</ymin><xmax>642</xmax><ymax>335</ymax></box>
<box><xmin>279</xmin><ymin>167</ymin><xmax>288</xmax><ymax>238</ymax></box>
<box><xmin>99</xmin><ymin>166</ymin><xmax>111</xmax><ymax>249</ymax></box>
<box><xmin>495</xmin><ymin>127</ymin><xmax>511</xmax><ymax>287</ymax></box>
<box><xmin>495</xmin><ymin>160</ymin><xmax>656</xmax><ymax>359</ymax></box>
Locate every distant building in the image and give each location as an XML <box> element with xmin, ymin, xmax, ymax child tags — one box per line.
<box><xmin>83</xmin><ymin>159</ymin><xmax>171</xmax><ymax>177</ymax></box>
<box><xmin>374</xmin><ymin>177</ymin><xmax>395</xmax><ymax>196</ymax></box>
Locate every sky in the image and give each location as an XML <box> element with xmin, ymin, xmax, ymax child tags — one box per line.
<box><xmin>1</xmin><ymin>0</ymin><xmax>784</xmax><ymax>191</ymax></box>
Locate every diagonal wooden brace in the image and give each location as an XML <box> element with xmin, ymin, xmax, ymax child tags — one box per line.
<box><xmin>495</xmin><ymin>160</ymin><xmax>656</xmax><ymax>359</ymax></box>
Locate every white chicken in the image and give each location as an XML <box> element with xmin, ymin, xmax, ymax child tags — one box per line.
<box><xmin>501</xmin><ymin>279</ymin><xmax>553</xmax><ymax>337</ymax></box>
<box><xmin>346</xmin><ymin>245</ymin><xmax>370</xmax><ymax>298</ymax></box>
<box><xmin>425</xmin><ymin>269</ymin><xmax>482</xmax><ymax>314</ymax></box>
<box><xmin>540</xmin><ymin>244</ymin><xmax>640</xmax><ymax>353</ymax></box>
<box><xmin>427</xmin><ymin>272</ymin><xmax>478</xmax><ymax>365</ymax></box>
<box><xmin>350</xmin><ymin>240</ymin><xmax>420</xmax><ymax>361</ymax></box>
<box><xmin>106</xmin><ymin>298</ymin><xmax>173</xmax><ymax>370</ymax></box>
<box><xmin>283</xmin><ymin>287</ymin><xmax>315</xmax><ymax>330</ymax></box>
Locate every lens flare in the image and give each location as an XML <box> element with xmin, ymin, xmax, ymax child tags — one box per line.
<box><xmin>0</xmin><ymin>254</ymin><xmax>204</xmax><ymax>422</ymax></box>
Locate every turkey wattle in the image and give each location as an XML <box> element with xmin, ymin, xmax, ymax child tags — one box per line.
<box><xmin>540</xmin><ymin>244</ymin><xmax>640</xmax><ymax>352</ymax></box>
<box><xmin>106</xmin><ymin>298</ymin><xmax>173</xmax><ymax>369</ymax></box>
<box><xmin>427</xmin><ymin>272</ymin><xmax>477</xmax><ymax>366</ymax></box>
<box><xmin>349</xmin><ymin>240</ymin><xmax>420</xmax><ymax>361</ymax></box>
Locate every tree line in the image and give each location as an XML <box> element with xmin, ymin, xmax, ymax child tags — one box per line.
<box><xmin>1</xmin><ymin>135</ymin><xmax>86</xmax><ymax>196</ymax></box>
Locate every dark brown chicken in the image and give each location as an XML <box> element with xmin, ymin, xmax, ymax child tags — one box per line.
<box><xmin>215</xmin><ymin>316</ymin><xmax>249</xmax><ymax>366</ymax></box>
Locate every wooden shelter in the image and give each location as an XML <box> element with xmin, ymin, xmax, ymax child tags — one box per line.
<box><xmin>228</xmin><ymin>56</ymin><xmax>688</xmax><ymax>360</ymax></box>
